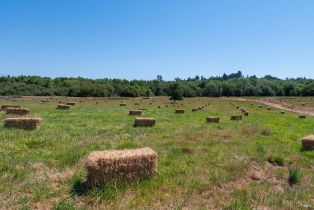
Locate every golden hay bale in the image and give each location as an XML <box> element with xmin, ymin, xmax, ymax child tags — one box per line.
<box><xmin>129</xmin><ymin>110</ymin><xmax>142</xmax><ymax>116</ymax></box>
<box><xmin>1</xmin><ymin>104</ymin><xmax>21</xmax><ymax>110</ymax></box>
<box><xmin>66</xmin><ymin>102</ymin><xmax>76</xmax><ymax>106</ymax></box>
<box><xmin>198</xmin><ymin>107</ymin><xmax>203</xmax><ymax>110</ymax></box>
<box><xmin>299</xmin><ymin>115</ymin><xmax>306</xmax><ymax>119</ymax></box>
<box><xmin>206</xmin><ymin>116</ymin><xmax>220</xmax><ymax>123</ymax></box>
<box><xmin>175</xmin><ymin>109</ymin><xmax>184</xmax><ymax>114</ymax></box>
<box><xmin>6</xmin><ymin>108</ymin><xmax>29</xmax><ymax>115</ymax></box>
<box><xmin>120</xmin><ymin>103</ymin><xmax>126</xmax><ymax>106</ymax></box>
<box><xmin>134</xmin><ymin>117</ymin><xmax>156</xmax><ymax>127</ymax></box>
<box><xmin>57</xmin><ymin>104</ymin><xmax>71</xmax><ymax>109</ymax></box>
<box><xmin>301</xmin><ymin>135</ymin><xmax>314</xmax><ymax>150</ymax></box>
<box><xmin>4</xmin><ymin>117</ymin><xmax>41</xmax><ymax>130</ymax></box>
<box><xmin>85</xmin><ymin>147</ymin><xmax>157</xmax><ymax>187</ymax></box>
<box><xmin>231</xmin><ymin>115</ymin><xmax>242</xmax><ymax>121</ymax></box>
<box><xmin>244</xmin><ymin>111</ymin><xmax>249</xmax><ymax>116</ymax></box>
<box><xmin>192</xmin><ymin>108</ymin><xmax>198</xmax><ymax>112</ymax></box>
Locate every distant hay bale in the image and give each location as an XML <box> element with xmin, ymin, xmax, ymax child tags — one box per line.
<box><xmin>301</xmin><ymin>135</ymin><xmax>314</xmax><ymax>150</ymax></box>
<box><xmin>230</xmin><ymin>115</ymin><xmax>242</xmax><ymax>121</ymax></box>
<box><xmin>281</xmin><ymin>111</ymin><xmax>285</xmax><ymax>114</ymax></box>
<box><xmin>85</xmin><ymin>147</ymin><xmax>157</xmax><ymax>187</ymax></box>
<box><xmin>302</xmin><ymin>103</ymin><xmax>306</xmax><ymax>106</ymax></box>
<box><xmin>192</xmin><ymin>108</ymin><xmax>198</xmax><ymax>112</ymax></box>
<box><xmin>66</xmin><ymin>102</ymin><xmax>76</xmax><ymax>106</ymax></box>
<box><xmin>120</xmin><ymin>103</ymin><xmax>126</xmax><ymax>106</ymax></box>
<box><xmin>175</xmin><ymin>109</ymin><xmax>184</xmax><ymax>114</ymax></box>
<box><xmin>267</xmin><ymin>107</ymin><xmax>272</xmax><ymax>110</ymax></box>
<box><xmin>244</xmin><ymin>111</ymin><xmax>249</xmax><ymax>116</ymax></box>
<box><xmin>6</xmin><ymin>107</ymin><xmax>29</xmax><ymax>115</ymax></box>
<box><xmin>4</xmin><ymin>117</ymin><xmax>41</xmax><ymax>130</ymax></box>
<box><xmin>57</xmin><ymin>104</ymin><xmax>71</xmax><ymax>110</ymax></box>
<box><xmin>135</xmin><ymin>103</ymin><xmax>140</xmax><ymax>105</ymax></box>
<box><xmin>206</xmin><ymin>116</ymin><xmax>220</xmax><ymax>123</ymax></box>
<box><xmin>1</xmin><ymin>104</ymin><xmax>21</xmax><ymax>110</ymax></box>
<box><xmin>259</xmin><ymin>105</ymin><xmax>262</xmax><ymax>108</ymax></box>
<box><xmin>299</xmin><ymin>115</ymin><xmax>306</xmax><ymax>119</ymax></box>
<box><xmin>236</xmin><ymin>106</ymin><xmax>239</xmax><ymax>109</ymax></box>
<box><xmin>158</xmin><ymin>105</ymin><xmax>161</xmax><ymax>108</ymax></box>
<box><xmin>134</xmin><ymin>117</ymin><xmax>156</xmax><ymax>127</ymax></box>
<box><xmin>198</xmin><ymin>107</ymin><xmax>203</xmax><ymax>110</ymax></box>
<box><xmin>129</xmin><ymin>110</ymin><xmax>142</xmax><ymax>116</ymax></box>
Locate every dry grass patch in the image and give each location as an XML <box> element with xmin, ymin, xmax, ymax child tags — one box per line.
<box><xmin>85</xmin><ymin>147</ymin><xmax>157</xmax><ymax>187</ymax></box>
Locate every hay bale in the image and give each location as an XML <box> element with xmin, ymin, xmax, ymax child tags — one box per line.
<box><xmin>6</xmin><ymin>107</ymin><xmax>29</xmax><ymax>115</ymax></box>
<box><xmin>1</xmin><ymin>104</ymin><xmax>21</xmax><ymax>110</ymax></box>
<box><xmin>135</xmin><ymin>103</ymin><xmax>140</xmax><ymax>105</ymax></box>
<box><xmin>129</xmin><ymin>110</ymin><xmax>142</xmax><ymax>116</ymax></box>
<box><xmin>301</xmin><ymin>135</ymin><xmax>314</xmax><ymax>150</ymax></box>
<box><xmin>206</xmin><ymin>116</ymin><xmax>220</xmax><ymax>123</ymax></box>
<box><xmin>57</xmin><ymin>104</ymin><xmax>71</xmax><ymax>109</ymax></box>
<box><xmin>299</xmin><ymin>115</ymin><xmax>306</xmax><ymax>119</ymax></box>
<box><xmin>4</xmin><ymin>117</ymin><xmax>41</xmax><ymax>130</ymax></box>
<box><xmin>281</xmin><ymin>111</ymin><xmax>285</xmax><ymax>114</ymax></box>
<box><xmin>192</xmin><ymin>108</ymin><xmax>198</xmax><ymax>112</ymax></box>
<box><xmin>230</xmin><ymin>115</ymin><xmax>242</xmax><ymax>121</ymax></box>
<box><xmin>134</xmin><ymin>117</ymin><xmax>156</xmax><ymax>127</ymax></box>
<box><xmin>244</xmin><ymin>111</ymin><xmax>249</xmax><ymax>116</ymax></box>
<box><xmin>158</xmin><ymin>106</ymin><xmax>161</xmax><ymax>108</ymax></box>
<box><xmin>236</xmin><ymin>106</ymin><xmax>239</xmax><ymax>109</ymax></box>
<box><xmin>120</xmin><ymin>103</ymin><xmax>126</xmax><ymax>106</ymax></box>
<box><xmin>66</xmin><ymin>102</ymin><xmax>76</xmax><ymax>106</ymax></box>
<box><xmin>85</xmin><ymin>147</ymin><xmax>157</xmax><ymax>187</ymax></box>
<box><xmin>267</xmin><ymin>107</ymin><xmax>271</xmax><ymax>110</ymax></box>
<box><xmin>175</xmin><ymin>109</ymin><xmax>184</xmax><ymax>114</ymax></box>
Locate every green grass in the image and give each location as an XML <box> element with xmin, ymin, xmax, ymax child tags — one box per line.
<box><xmin>0</xmin><ymin>97</ymin><xmax>313</xmax><ymax>209</ymax></box>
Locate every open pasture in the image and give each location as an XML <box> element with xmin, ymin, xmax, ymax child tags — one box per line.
<box><xmin>0</xmin><ymin>97</ymin><xmax>313</xmax><ymax>209</ymax></box>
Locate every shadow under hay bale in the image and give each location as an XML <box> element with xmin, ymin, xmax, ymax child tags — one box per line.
<box><xmin>206</xmin><ymin>116</ymin><xmax>220</xmax><ymax>123</ymax></box>
<box><xmin>301</xmin><ymin>135</ymin><xmax>314</xmax><ymax>151</ymax></box>
<box><xmin>4</xmin><ymin>117</ymin><xmax>41</xmax><ymax>130</ymax></box>
<box><xmin>129</xmin><ymin>110</ymin><xmax>142</xmax><ymax>116</ymax></box>
<box><xmin>6</xmin><ymin>107</ymin><xmax>29</xmax><ymax>115</ymax></box>
<box><xmin>299</xmin><ymin>115</ymin><xmax>306</xmax><ymax>119</ymax></box>
<box><xmin>85</xmin><ymin>147</ymin><xmax>157</xmax><ymax>187</ymax></box>
<box><xmin>57</xmin><ymin>104</ymin><xmax>71</xmax><ymax>110</ymax></box>
<box><xmin>231</xmin><ymin>115</ymin><xmax>242</xmax><ymax>121</ymax></box>
<box><xmin>175</xmin><ymin>109</ymin><xmax>184</xmax><ymax>114</ymax></box>
<box><xmin>134</xmin><ymin>117</ymin><xmax>156</xmax><ymax>127</ymax></box>
<box><xmin>1</xmin><ymin>104</ymin><xmax>21</xmax><ymax>111</ymax></box>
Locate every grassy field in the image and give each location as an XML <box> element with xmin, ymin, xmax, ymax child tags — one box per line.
<box><xmin>0</xmin><ymin>97</ymin><xmax>313</xmax><ymax>210</ymax></box>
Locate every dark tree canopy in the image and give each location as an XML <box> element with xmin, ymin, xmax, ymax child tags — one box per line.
<box><xmin>0</xmin><ymin>71</ymin><xmax>312</xmax><ymax>97</ymax></box>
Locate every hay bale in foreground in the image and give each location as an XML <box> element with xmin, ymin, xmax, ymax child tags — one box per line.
<box><xmin>301</xmin><ymin>135</ymin><xmax>314</xmax><ymax>150</ymax></box>
<box><xmin>66</xmin><ymin>102</ymin><xmax>76</xmax><ymax>106</ymax></box>
<box><xmin>57</xmin><ymin>104</ymin><xmax>71</xmax><ymax>110</ymax></box>
<box><xmin>6</xmin><ymin>108</ymin><xmax>29</xmax><ymax>115</ymax></box>
<box><xmin>299</xmin><ymin>115</ymin><xmax>306</xmax><ymax>119</ymax></box>
<box><xmin>175</xmin><ymin>109</ymin><xmax>184</xmax><ymax>114</ymax></box>
<box><xmin>134</xmin><ymin>117</ymin><xmax>156</xmax><ymax>127</ymax></box>
<box><xmin>231</xmin><ymin>115</ymin><xmax>242</xmax><ymax>121</ymax></box>
<box><xmin>4</xmin><ymin>117</ymin><xmax>41</xmax><ymax>130</ymax></box>
<box><xmin>129</xmin><ymin>110</ymin><xmax>142</xmax><ymax>116</ymax></box>
<box><xmin>1</xmin><ymin>105</ymin><xmax>21</xmax><ymax>110</ymax></box>
<box><xmin>85</xmin><ymin>147</ymin><xmax>157</xmax><ymax>187</ymax></box>
<box><xmin>206</xmin><ymin>116</ymin><xmax>220</xmax><ymax>123</ymax></box>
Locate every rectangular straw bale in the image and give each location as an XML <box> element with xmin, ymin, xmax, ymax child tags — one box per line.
<box><xmin>299</xmin><ymin>115</ymin><xmax>306</xmax><ymax>119</ymax></box>
<box><xmin>66</xmin><ymin>102</ymin><xmax>76</xmax><ymax>106</ymax></box>
<box><xmin>85</xmin><ymin>147</ymin><xmax>157</xmax><ymax>187</ymax></box>
<box><xmin>1</xmin><ymin>104</ymin><xmax>21</xmax><ymax>110</ymax></box>
<box><xmin>231</xmin><ymin>115</ymin><xmax>242</xmax><ymax>120</ymax></box>
<box><xmin>6</xmin><ymin>107</ymin><xmax>29</xmax><ymax>115</ymax></box>
<box><xmin>120</xmin><ymin>103</ymin><xmax>126</xmax><ymax>106</ymax></box>
<box><xmin>4</xmin><ymin>117</ymin><xmax>41</xmax><ymax>129</ymax></box>
<box><xmin>192</xmin><ymin>108</ymin><xmax>198</xmax><ymax>112</ymax></box>
<box><xmin>244</xmin><ymin>111</ymin><xmax>249</xmax><ymax>116</ymax></box>
<box><xmin>129</xmin><ymin>110</ymin><xmax>142</xmax><ymax>116</ymax></box>
<box><xmin>57</xmin><ymin>104</ymin><xmax>71</xmax><ymax>109</ymax></box>
<box><xmin>206</xmin><ymin>116</ymin><xmax>220</xmax><ymax>123</ymax></box>
<box><xmin>301</xmin><ymin>135</ymin><xmax>314</xmax><ymax>150</ymax></box>
<box><xmin>134</xmin><ymin>117</ymin><xmax>156</xmax><ymax>127</ymax></box>
<box><xmin>175</xmin><ymin>109</ymin><xmax>184</xmax><ymax>114</ymax></box>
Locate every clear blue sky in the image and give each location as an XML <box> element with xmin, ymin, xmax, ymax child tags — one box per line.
<box><xmin>1</xmin><ymin>0</ymin><xmax>314</xmax><ymax>80</ymax></box>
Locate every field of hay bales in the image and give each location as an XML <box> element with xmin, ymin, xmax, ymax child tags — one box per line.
<box><xmin>0</xmin><ymin>96</ymin><xmax>313</xmax><ymax>209</ymax></box>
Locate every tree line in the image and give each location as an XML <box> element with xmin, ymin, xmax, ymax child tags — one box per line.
<box><xmin>1</xmin><ymin>71</ymin><xmax>314</xmax><ymax>98</ymax></box>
